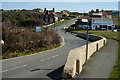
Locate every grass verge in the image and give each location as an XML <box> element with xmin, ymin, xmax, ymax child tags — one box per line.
<box><xmin>49</xmin><ymin>19</ymin><xmax>73</xmax><ymax>28</ymax></box>
<box><xmin>73</xmin><ymin>30</ymin><xmax>120</xmax><ymax>78</ymax></box>
<box><xmin>2</xmin><ymin>44</ymin><xmax>61</xmax><ymax>59</ymax></box>
<box><xmin>2</xmin><ymin>18</ymin><xmax>75</xmax><ymax>60</ymax></box>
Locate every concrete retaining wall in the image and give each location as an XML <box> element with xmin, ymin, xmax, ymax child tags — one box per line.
<box><xmin>76</xmin><ymin>33</ymin><xmax>103</xmax><ymax>42</ymax></box>
<box><xmin>63</xmin><ymin>33</ymin><xmax>107</xmax><ymax>78</ymax></box>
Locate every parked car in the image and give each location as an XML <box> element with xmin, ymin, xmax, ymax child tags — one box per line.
<box><xmin>113</xmin><ymin>29</ymin><xmax>120</xmax><ymax>32</ymax></box>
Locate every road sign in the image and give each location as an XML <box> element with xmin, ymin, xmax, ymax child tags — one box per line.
<box><xmin>36</xmin><ymin>26</ymin><xmax>41</xmax><ymax>32</ymax></box>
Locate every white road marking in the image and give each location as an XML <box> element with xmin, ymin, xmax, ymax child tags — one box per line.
<box><xmin>2</xmin><ymin>65</ymin><xmax>27</xmax><ymax>73</ymax></box>
<box><xmin>2</xmin><ymin>35</ymin><xmax>65</xmax><ymax>62</ymax></box>
<box><xmin>40</xmin><ymin>60</ymin><xmax>45</xmax><ymax>62</ymax></box>
<box><xmin>40</xmin><ymin>55</ymin><xmax>59</xmax><ymax>62</ymax></box>
<box><xmin>2</xmin><ymin>20</ymin><xmax>68</xmax><ymax>62</ymax></box>
<box><xmin>65</xmin><ymin>51</ymin><xmax>69</xmax><ymax>53</ymax></box>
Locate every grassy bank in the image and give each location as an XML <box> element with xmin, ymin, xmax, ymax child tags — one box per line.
<box><xmin>2</xmin><ymin>44</ymin><xmax>61</xmax><ymax>59</ymax></box>
<box><xmin>2</xmin><ymin>27</ymin><xmax>61</xmax><ymax>59</ymax></box>
<box><xmin>74</xmin><ymin>30</ymin><xmax>120</xmax><ymax>78</ymax></box>
<box><xmin>2</xmin><ymin>10</ymin><xmax>62</xmax><ymax>59</ymax></box>
<box><xmin>2</xmin><ymin>18</ymin><xmax>75</xmax><ymax>59</ymax></box>
<box><xmin>49</xmin><ymin>19</ymin><xmax>74</xmax><ymax>28</ymax></box>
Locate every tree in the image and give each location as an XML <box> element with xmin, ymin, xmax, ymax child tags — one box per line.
<box><xmin>19</xmin><ymin>19</ymin><xmax>35</xmax><ymax>27</ymax></box>
<box><xmin>96</xmin><ymin>9</ymin><xmax>99</xmax><ymax>13</ymax></box>
<box><xmin>21</xmin><ymin>9</ymin><xmax>27</xmax><ymax>11</ymax></box>
<box><xmin>91</xmin><ymin>10</ymin><xmax>94</xmax><ymax>13</ymax></box>
<box><xmin>89</xmin><ymin>9</ymin><xmax>94</xmax><ymax>15</ymax></box>
<box><xmin>33</xmin><ymin>8</ymin><xmax>43</xmax><ymax>12</ymax></box>
<box><xmin>101</xmin><ymin>9</ymin><xmax>104</xmax><ymax>12</ymax></box>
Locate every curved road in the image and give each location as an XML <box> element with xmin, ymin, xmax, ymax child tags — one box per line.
<box><xmin>2</xmin><ymin>19</ymin><xmax>87</xmax><ymax>79</ymax></box>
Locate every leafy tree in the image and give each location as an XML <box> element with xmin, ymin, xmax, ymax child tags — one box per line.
<box><xmin>33</xmin><ymin>8</ymin><xmax>43</xmax><ymax>12</ymax></box>
<box><xmin>89</xmin><ymin>9</ymin><xmax>95</xmax><ymax>15</ymax></box>
<box><xmin>2</xmin><ymin>10</ymin><xmax>43</xmax><ymax>27</ymax></box>
<box><xmin>96</xmin><ymin>9</ymin><xmax>99</xmax><ymax>13</ymax></box>
<box><xmin>19</xmin><ymin>19</ymin><xmax>35</xmax><ymax>27</ymax></box>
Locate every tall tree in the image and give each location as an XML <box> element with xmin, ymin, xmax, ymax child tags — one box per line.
<box><xmin>89</xmin><ymin>9</ymin><xmax>94</xmax><ymax>15</ymax></box>
<box><xmin>96</xmin><ymin>9</ymin><xmax>99</xmax><ymax>13</ymax></box>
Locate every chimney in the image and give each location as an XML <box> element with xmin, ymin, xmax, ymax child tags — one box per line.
<box><xmin>53</xmin><ymin>8</ymin><xmax>55</xmax><ymax>12</ymax></box>
<box><xmin>44</xmin><ymin>8</ymin><xmax>46</xmax><ymax>12</ymax></box>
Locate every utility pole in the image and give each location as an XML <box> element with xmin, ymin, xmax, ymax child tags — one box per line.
<box><xmin>102</xmin><ymin>16</ymin><xmax>103</xmax><ymax>32</ymax></box>
<box><xmin>85</xmin><ymin>14</ymin><xmax>90</xmax><ymax>61</ymax></box>
<box><xmin>86</xmin><ymin>23</ymin><xmax>89</xmax><ymax>61</ymax></box>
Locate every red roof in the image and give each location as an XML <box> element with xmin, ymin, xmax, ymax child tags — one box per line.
<box><xmin>61</xmin><ymin>11</ymin><xmax>69</xmax><ymax>15</ymax></box>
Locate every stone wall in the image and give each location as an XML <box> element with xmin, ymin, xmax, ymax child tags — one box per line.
<box><xmin>63</xmin><ymin>33</ymin><xmax>107</xmax><ymax>78</ymax></box>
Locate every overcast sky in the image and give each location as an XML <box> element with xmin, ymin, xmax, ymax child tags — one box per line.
<box><xmin>2</xmin><ymin>0</ymin><xmax>120</xmax><ymax>2</ymax></box>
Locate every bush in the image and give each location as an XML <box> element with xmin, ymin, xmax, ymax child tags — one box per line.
<box><xmin>2</xmin><ymin>10</ymin><xmax>61</xmax><ymax>59</ymax></box>
<box><xmin>2</xmin><ymin>27</ymin><xmax>61</xmax><ymax>59</ymax></box>
<box><xmin>2</xmin><ymin>10</ymin><xmax>43</xmax><ymax>27</ymax></box>
<box><xmin>19</xmin><ymin>19</ymin><xmax>35</xmax><ymax>27</ymax></box>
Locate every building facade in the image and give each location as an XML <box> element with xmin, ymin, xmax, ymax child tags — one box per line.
<box><xmin>41</xmin><ymin>8</ymin><xmax>59</xmax><ymax>23</ymax></box>
<box><xmin>91</xmin><ymin>18</ymin><xmax>114</xmax><ymax>30</ymax></box>
<box><xmin>75</xmin><ymin>12</ymin><xmax>115</xmax><ymax>30</ymax></box>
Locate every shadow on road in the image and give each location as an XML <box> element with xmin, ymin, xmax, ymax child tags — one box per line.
<box><xmin>47</xmin><ymin>65</ymin><xmax>64</xmax><ymax>80</ymax></box>
<box><xmin>30</xmin><ymin>68</ymin><xmax>53</xmax><ymax>72</ymax></box>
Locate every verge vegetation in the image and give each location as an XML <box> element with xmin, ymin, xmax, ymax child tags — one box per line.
<box><xmin>2</xmin><ymin>10</ymin><xmax>61</xmax><ymax>59</ymax></box>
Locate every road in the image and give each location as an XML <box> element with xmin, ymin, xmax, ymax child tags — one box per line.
<box><xmin>2</xmin><ymin>19</ymin><xmax>87</xmax><ymax>79</ymax></box>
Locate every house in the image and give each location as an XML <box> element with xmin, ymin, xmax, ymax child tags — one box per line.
<box><xmin>75</xmin><ymin>14</ymin><xmax>115</xmax><ymax>30</ymax></box>
<box><xmin>101</xmin><ymin>10</ymin><xmax>119</xmax><ymax>17</ymax></box>
<box><xmin>112</xmin><ymin>10</ymin><xmax>119</xmax><ymax>16</ymax></box>
<box><xmin>90</xmin><ymin>13</ymin><xmax>102</xmax><ymax>18</ymax></box>
<box><xmin>61</xmin><ymin>10</ymin><xmax>69</xmax><ymax>19</ymax></box>
<box><xmin>91</xmin><ymin>18</ymin><xmax>115</xmax><ymax>30</ymax></box>
<box><xmin>75</xmin><ymin>16</ymin><xmax>90</xmax><ymax>29</ymax></box>
<box><xmin>89</xmin><ymin>12</ymin><xmax>114</xmax><ymax>30</ymax></box>
<box><xmin>103</xmin><ymin>10</ymin><xmax>112</xmax><ymax>19</ymax></box>
<box><xmin>55</xmin><ymin>12</ymin><xmax>62</xmax><ymax>21</ymax></box>
<box><xmin>41</xmin><ymin>8</ymin><xmax>59</xmax><ymax>23</ymax></box>
<box><xmin>89</xmin><ymin>10</ymin><xmax>113</xmax><ymax>19</ymax></box>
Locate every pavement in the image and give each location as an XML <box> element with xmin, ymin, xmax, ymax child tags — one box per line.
<box><xmin>2</xmin><ymin>19</ymin><xmax>87</xmax><ymax>79</ymax></box>
<box><xmin>75</xmin><ymin>39</ymin><xmax>118</xmax><ymax>78</ymax></box>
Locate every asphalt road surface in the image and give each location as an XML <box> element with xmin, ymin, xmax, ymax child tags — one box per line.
<box><xmin>2</xmin><ymin>19</ymin><xmax>87</xmax><ymax>79</ymax></box>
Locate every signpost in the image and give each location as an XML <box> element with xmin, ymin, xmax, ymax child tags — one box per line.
<box><xmin>81</xmin><ymin>18</ymin><xmax>91</xmax><ymax>61</ymax></box>
<box><xmin>36</xmin><ymin>26</ymin><xmax>41</xmax><ymax>32</ymax></box>
<box><xmin>81</xmin><ymin>19</ymin><xmax>89</xmax><ymax>61</ymax></box>
<box><xmin>86</xmin><ymin>22</ymin><xmax>89</xmax><ymax>61</ymax></box>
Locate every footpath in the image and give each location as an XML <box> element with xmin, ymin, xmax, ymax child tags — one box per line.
<box><xmin>75</xmin><ymin>39</ymin><xmax>118</xmax><ymax>78</ymax></box>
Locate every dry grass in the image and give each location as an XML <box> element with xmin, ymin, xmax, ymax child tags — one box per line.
<box><xmin>2</xmin><ymin>26</ymin><xmax>61</xmax><ymax>59</ymax></box>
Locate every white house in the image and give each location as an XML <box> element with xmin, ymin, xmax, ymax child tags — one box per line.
<box><xmin>91</xmin><ymin>18</ymin><xmax>115</xmax><ymax>30</ymax></box>
<box><xmin>75</xmin><ymin>14</ymin><xmax>115</xmax><ymax>30</ymax></box>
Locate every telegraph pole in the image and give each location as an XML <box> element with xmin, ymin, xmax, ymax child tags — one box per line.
<box><xmin>86</xmin><ymin>23</ymin><xmax>89</xmax><ymax>61</ymax></box>
<box><xmin>85</xmin><ymin>14</ymin><xmax>90</xmax><ymax>61</ymax></box>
